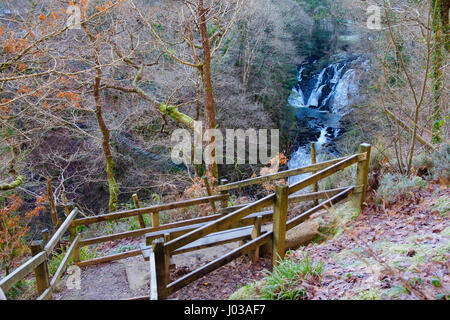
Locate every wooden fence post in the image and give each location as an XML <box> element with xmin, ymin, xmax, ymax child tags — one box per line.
<box><xmin>251</xmin><ymin>215</ymin><xmax>262</xmax><ymax>263</ymax></box>
<box><xmin>163</xmin><ymin>233</ymin><xmax>171</xmax><ymax>284</ymax></box>
<box><xmin>354</xmin><ymin>143</ymin><xmax>372</xmax><ymax>210</ymax></box>
<box><xmin>132</xmin><ymin>194</ymin><xmax>146</xmax><ymax>229</ymax></box>
<box><xmin>69</xmin><ymin>226</ymin><xmax>81</xmax><ymax>264</ymax></box>
<box><xmin>203</xmin><ymin>176</ymin><xmax>217</xmax><ymax>213</ymax></box>
<box><xmin>220</xmin><ymin>179</ymin><xmax>229</xmax><ymax>209</ymax></box>
<box><xmin>311</xmin><ymin>142</ymin><xmax>319</xmax><ymax>206</ymax></box>
<box><xmin>30</xmin><ymin>241</ymin><xmax>50</xmax><ymax>297</ymax></box>
<box><xmin>272</xmin><ymin>184</ymin><xmax>288</xmax><ymax>267</ymax></box>
<box><xmin>46</xmin><ymin>177</ymin><xmax>60</xmax><ymax>232</ymax></box>
<box><xmin>152</xmin><ymin>211</ymin><xmax>160</xmax><ymax>228</ymax></box>
<box><xmin>153</xmin><ymin>238</ymin><xmax>168</xmax><ymax>300</ymax></box>
<box><xmin>41</xmin><ymin>229</ymin><xmax>49</xmax><ymax>246</ymax></box>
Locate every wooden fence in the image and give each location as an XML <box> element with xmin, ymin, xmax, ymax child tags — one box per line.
<box><xmin>0</xmin><ymin>142</ymin><xmax>371</xmax><ymax>301</ymax></box>
<box><xmin>0</xmin><ymin>208</ymin><xmax>81</xmax><ymax>300</ymax></box>
<box><xmin>148</xmin><ymin>143</ymin><xmax>371</xmax><ymax>299</ymax></box>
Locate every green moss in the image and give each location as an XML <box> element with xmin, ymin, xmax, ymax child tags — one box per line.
<box><xmin>229</xmin><ymin>284</ymin><xmax>257</xmax><ymax>300</ymax></box>
<box><xmin>386</xmin><ymin>285</ymin><xmax>409</xmax><ymax>298</ymax></box>
<box><xmin>353</xmin><ymin>288</ymin><xmax>382</xmax><ymax>300</ymax></box>
<box><xmin>431</xmin><ymin>195</ymin><xmax>450</xmax><ymax>218</ymax></box>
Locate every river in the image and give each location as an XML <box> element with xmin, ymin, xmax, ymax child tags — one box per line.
<box><xmin>287</xmin><ymin>56</ymin><xmax>364</xmax><ymax>185</ymax></box>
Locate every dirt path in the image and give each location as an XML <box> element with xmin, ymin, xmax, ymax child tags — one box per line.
<box><xmin>53</xmin><ymin>241</ymin><xmax>265</xmax><ymax>300</ymax></box>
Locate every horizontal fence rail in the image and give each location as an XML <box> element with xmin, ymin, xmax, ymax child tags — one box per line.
<box><xmin>216</xmin><ymin>154</ymin><xmax>366</xmax><ymax>192</ymax></box>
<box><xmin>71</xmin><ymin>194</ymin><xmax>229</xmax><ymax>227</ymax></box>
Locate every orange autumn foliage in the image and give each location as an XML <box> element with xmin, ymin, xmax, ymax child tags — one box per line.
<box><xmin>0</xmin><ymin>194</ymin><xmax>47</xmax><ymax>275</ymax></box>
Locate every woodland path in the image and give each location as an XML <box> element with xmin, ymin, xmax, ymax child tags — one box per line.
<box><xmin>52</xmin><ymin>240</ymin><xmax>271</xmax><ymax>300</ymax></box>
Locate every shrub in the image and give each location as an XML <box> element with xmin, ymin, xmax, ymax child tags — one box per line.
<box><xmin>413</xmin><ymin>143</ymin><xmax>450</xmax><ymax>182</ymax></box>
<box><xmin>259</xmin><ymin>252</ymin><xmax>324</xmax><ymax>300</ymax></box>
<box><xmin>0</xmin><ymin>194</ymin><xmax>46</xmax><ymax>275</ymax></box>
<box><xmin>377</xmin><ymin>173</ymin><xmax>427</xmax><ymax>204</ymax></box>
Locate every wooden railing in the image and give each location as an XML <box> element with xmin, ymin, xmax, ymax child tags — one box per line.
<box><xmin>149</xmin><ymin>143</ymin><xmax>372</xmax><ymax>299</ymax></box>
<box><xmin>70</xmin><ymin>194</ymin><xmax>230</xmax><ymax>267</ymax></box>
<box><xmin>0</xmin><ymin>208</ymin><xmax>81</xmax><ymax>300</ymax></box>
<box><xmin>0</xmin><ymin>143</ymin><xmax>371</xmax><ymax>301</ymax></box>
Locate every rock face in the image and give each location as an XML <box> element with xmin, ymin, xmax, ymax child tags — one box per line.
<box><xmin>260</xmin><ymin>219</ymin><xmax>320</xmax><ymax>254</ymax></box>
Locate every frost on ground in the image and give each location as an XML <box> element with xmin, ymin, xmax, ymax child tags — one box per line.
<box><xmin>231</xmin><ymin>183</ymin><xmax>449</xmax><ymax>300</ymax></box>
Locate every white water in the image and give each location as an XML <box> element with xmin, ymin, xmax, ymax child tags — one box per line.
<box><xmin>287</xmin><ymin>60</ymin><xmax>359</xmax><ymax>186</ymax></box>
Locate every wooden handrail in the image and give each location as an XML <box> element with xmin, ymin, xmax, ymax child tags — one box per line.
<box><xmin>45</xmin><ymin>208</ymin><xmax>79</xmax><ymax>253</ymax></box>
<box><xmin>149</xmin><ymin>248</ymin><xmax>158</xmax><ymax>300</ymax></box>
<box><xmin>286</xmin><ymin>186</ymin><xmax>354</xmax><ymax>231</ymax></box>
<box><xmin>165</xmin><ymin>154</ymin><xmax>364</xmax><ymax>254</ymax></box>
<box><xmin>164</xmin><ymin>194</ymin><xmax>275</xmax><ymax>253</ymax></box>
<box><xmin>219</xmin><ymin>186</ymin><xmax>362</xmax><ymax>213</ymax></box>
<box><xmin>217</xmin><ymin>154</ymin><xmax>366</xmax><ymax>192</ymax></box>
<box><xmin>38</xmin><ymin>234</ymin><xmax>81</xmax><ymax>300</ymax></box>
<box><xmin>71</xmin><ymin>194</ymin><xmax>229</xmax><ymax>227</ymax></box>
<box><xmin>289</xmin><ymin>154</ymin><xmax>361</xmax><ymax>195</ymax></box>
<box><xmin>0</xmin><ymin>252</ymin><xmax>46</xmax><ymax>292</ymax></box>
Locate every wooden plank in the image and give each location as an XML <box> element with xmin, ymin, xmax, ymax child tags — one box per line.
<box><xmin>31</xmin><ymin>242</ymin><xmax>50</xmax><ymax>297</ymax></box>
<box><xmin>216</xmin><ymin>155</ymin><xmax>365</xmax><ymax>192</ymax></box>
<box><xmin>218</xmin><ymin>187</ymin><xmax>359</xmax><ymax>213</ymax></box>
<box><xmin>149</xmin><ymin>248</ymin><xmax>158</xmax><ymax>300</ymax></box>
<box><xmin>0</xmin><ymin>252</ymin><xmax>47</xmax><ymax>292</ymax></box>
<box><xmin>288</xmin><ymin>187</ymin><xmax>359</xmax><ymax>203</ymax></box>
<box><xmin>353</xmin><ymin>144</ymin><xmax>371</xmax><ymax>209</ymax></box>
<box><xmin>69</xmin><ymin>226</ymin><xmax>81</xmax><ymax>264</ymax></box>
<box><xmin>165</xmin><ymin>194</ymin><xmax>275</xmax><ymax>253</ymax></box>
<box><xmin>311</xmin><ymin>142</ymin><xmax>319</xmax><ymax>206</ymax></box>
<box><xmin>289</xmin><ymin>154</ymin><xmax>361</xmax><ymax>195</ymax></box>
<box><xmin>151</xmin><ymin>212</ymin><xmax>159</xmax><ymax>228</ymax></box>
<box><xmin>133</xmin><ymin>194</ymin><xmax>146</xmax><ymax>229</ymax></box>
<box><xmin>146</xmin><ymin>222</ymin><xmax>208</xmax><ymax>246</ymax></box>
<box><xmin>251</xmin><ymin>215</ymin><xmax>262</xmax><ymax>262</ymax></box>
<box><xmin>167</xmin><ymin>231</ymin><xmax>273</xmax><ymax>295</ymax></box>
<box><xmin>71</xmin><ymin>194</ymin><xmax>229</xmax><ymax>227</ymax></box>
<box><xmin>77</xmin><ymin>249</ymin><xmax>141</xmax><ymax>267</ymax></box>
<box><xmin>286</xmin><ymin>186</ymin><xmax>354</xmax><ymax>231</ymax></box>
<box><xmin>273</xmin><ymin>184</ymin><xmax>288</xmax><ymax>266</ymax></box>
<box><xmin>145</xmin><ymin>210</ymin><xmax>274</xmax><ymax>246</ymax></box>
<box><xmin>79</xmin><ymin>214</ymin><xmax>226</xmax><ymax>247</ymax></box>
<box><xmin>153</xmin><ymin>239</ymin><xmax>168</xmax><ymax>300</ymax></box>
<box><xmin>45</xmin><ymin>208</ymin><xmax>79</xmax><ymax>253</ymax></box>
<box><xmin>173</xmin><ymin>226</ymin><xmax>253</xmax><ymax>255</ymax></box>
<box><xmin>49</xmin><ymin>235</ymin><xmax>80</xmax><ymax>289</ymax></box>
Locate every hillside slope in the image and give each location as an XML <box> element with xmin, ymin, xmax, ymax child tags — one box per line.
<box><xmin>230</xmin><ymin>182</ymin><xmax>449</xmax><ymax>300</ymax></box>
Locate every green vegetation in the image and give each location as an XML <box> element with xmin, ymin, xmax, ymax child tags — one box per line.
<box><xmin>230</xmin><ymin>252</ymin><xmax>324</xmax><ymax>300</ymax></box>
<box><xmin>377</xmin><ymin>173</ymin><xmax>427</xmax><ymax>204</ymax></box>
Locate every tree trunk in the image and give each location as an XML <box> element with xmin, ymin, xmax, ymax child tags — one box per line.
<box><xmin>431</xmin><ymin>0</ymin><xmax>445</xmax><ymax>143</ymax></box>
<box><xmin>94</xmin><ymin>73</ymin><xmax>119</xmax><ymax>212</ymax></box>
<box><xmin>198</xmin><ymin>0</ymin><xmax>219</xmax><ymax>183</ymax></box>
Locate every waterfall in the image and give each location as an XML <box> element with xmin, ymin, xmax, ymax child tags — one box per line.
<box><xmin>287</xmin><ymin>59</ymin><xmax>359</xmax><ymax>186</ymax></box>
